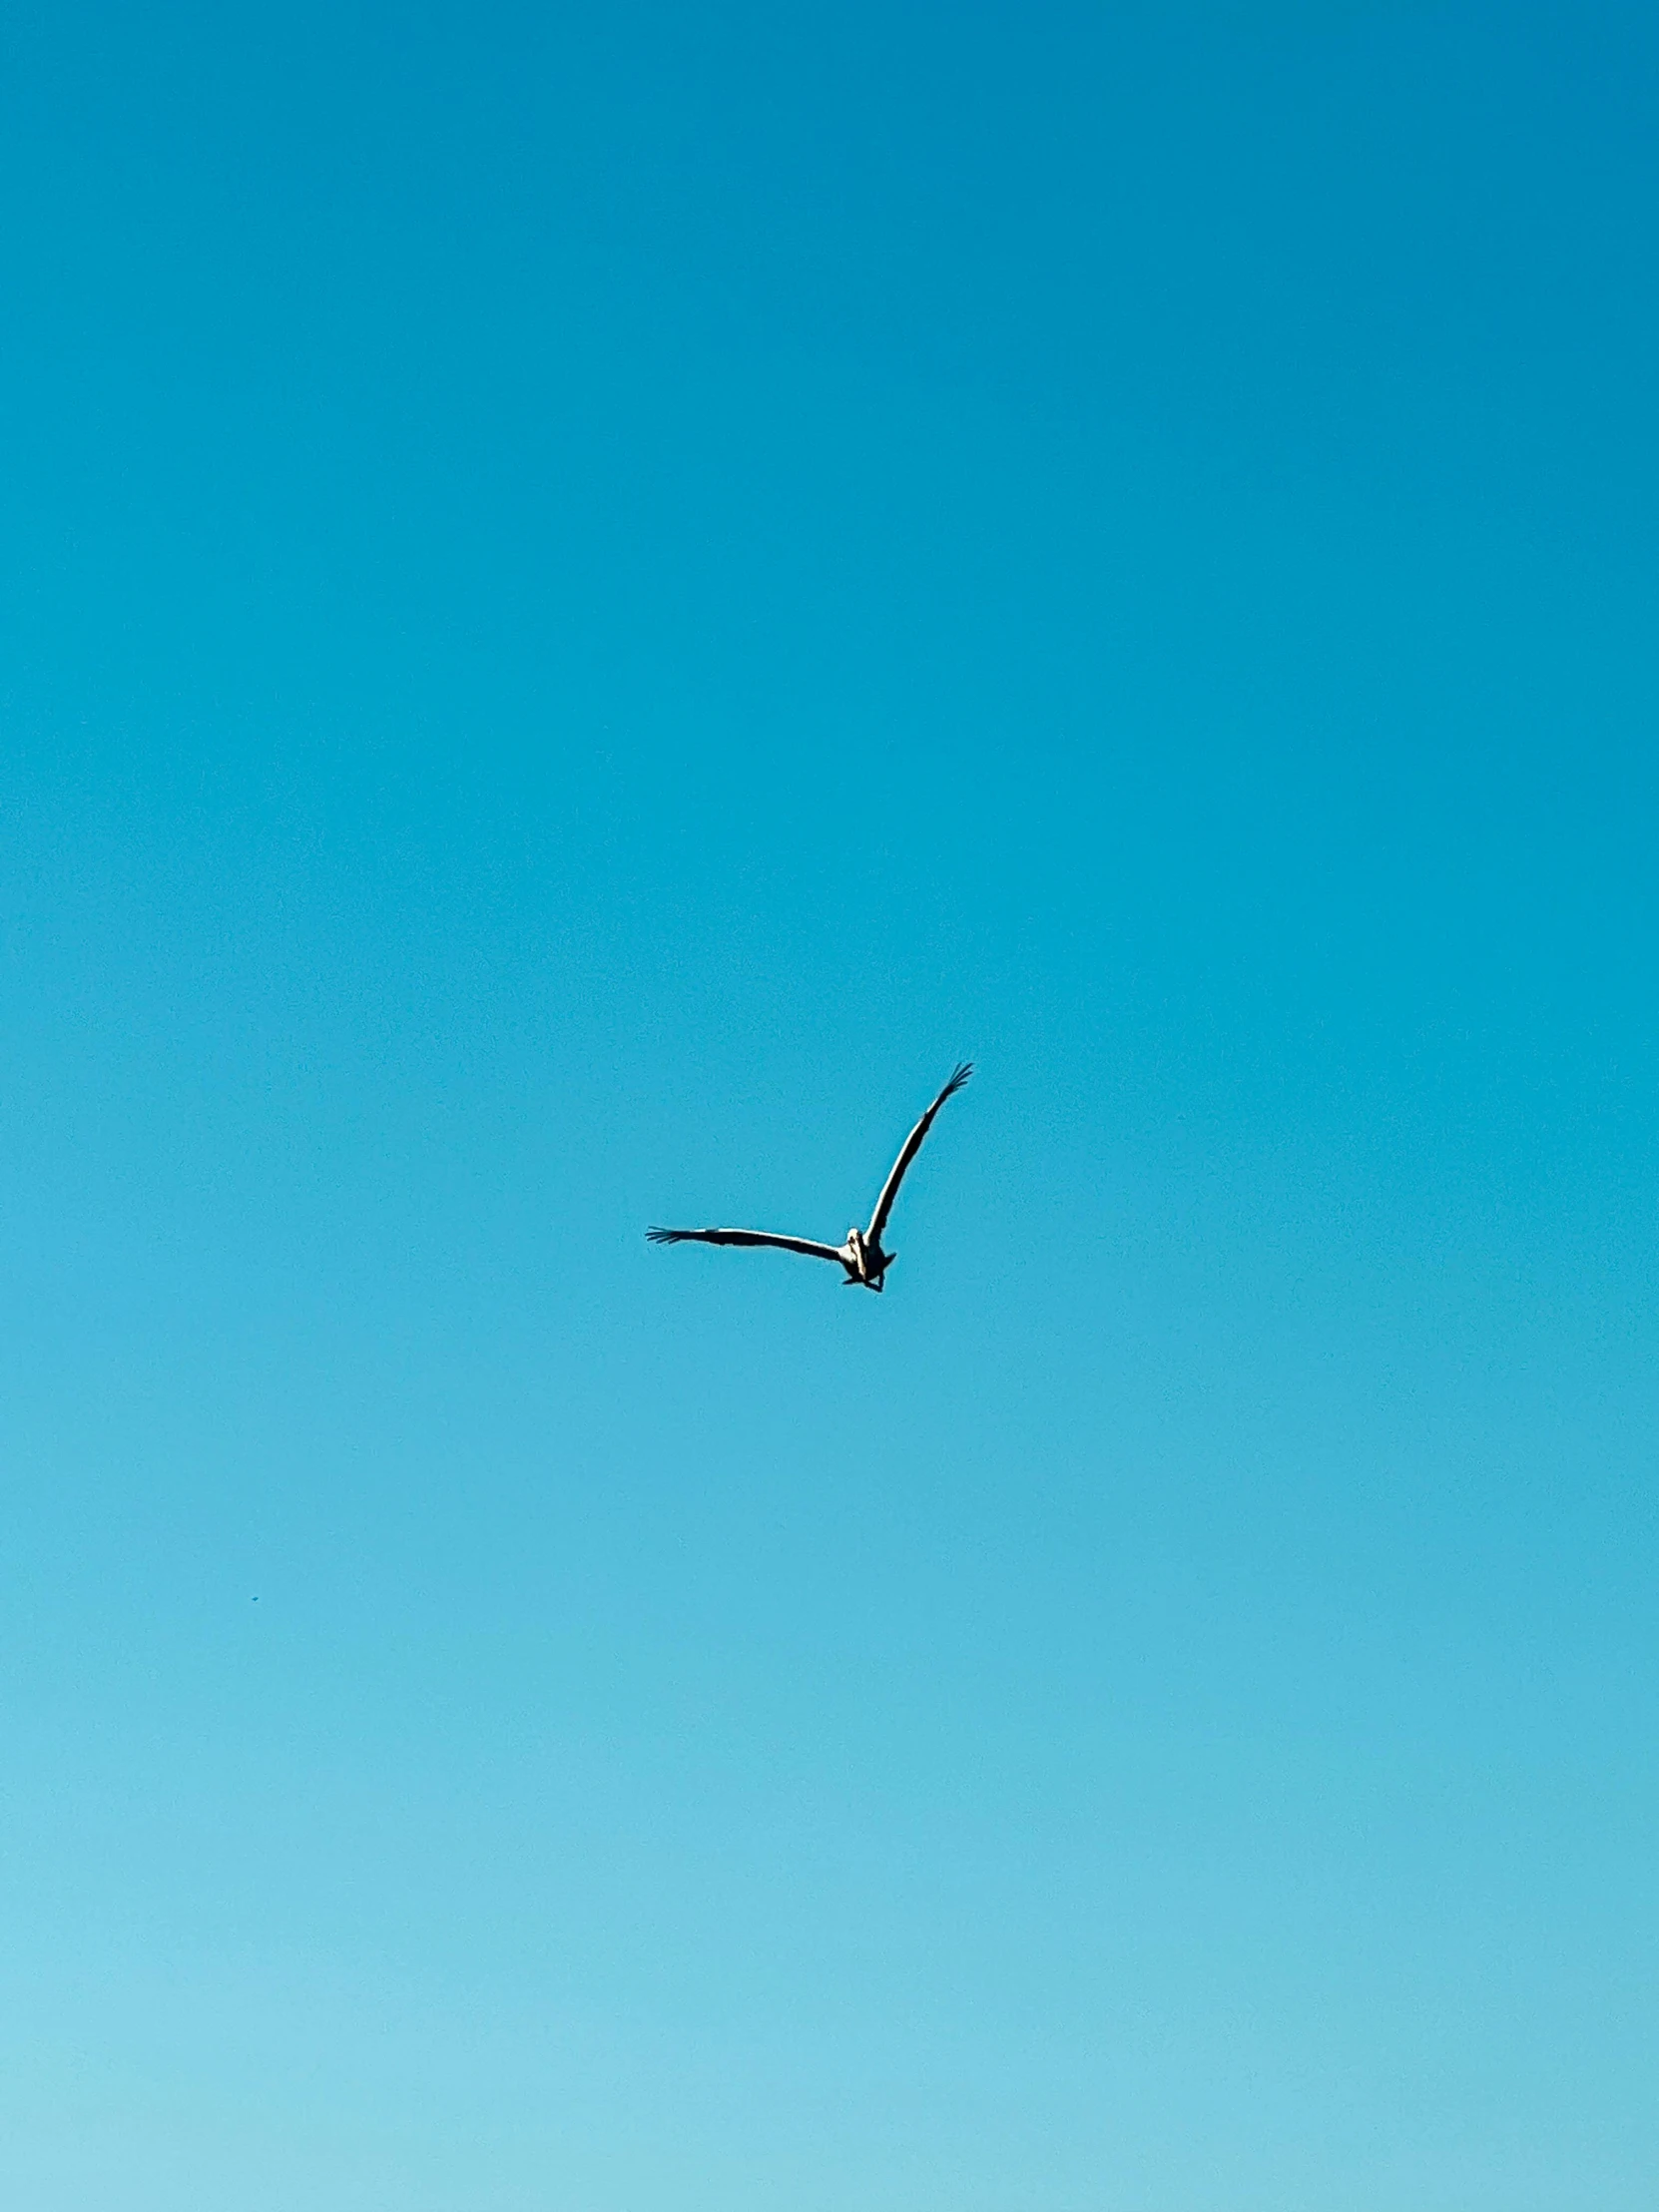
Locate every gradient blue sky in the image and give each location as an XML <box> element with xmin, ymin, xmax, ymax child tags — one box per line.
<box><xmin>3</xmin><ymin>5</ymin><xmax>1657</xmax><ymax>2206</ymax></box>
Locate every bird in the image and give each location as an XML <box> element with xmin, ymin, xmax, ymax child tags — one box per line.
<box><xmin>648</xmin><ymin>1061</ymin><xmax>972</xmax><ymax>1294</ymax></box>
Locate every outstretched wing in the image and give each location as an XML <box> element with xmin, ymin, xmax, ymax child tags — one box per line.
<box><xmin>865</xmin><ymin>1061</ymin><xmax>972</xmax><ymax>1244</ymax></box>
<box><xmin>647</xmin><ymin>1226</ymin><xmax>846</xmax><ymax>1264</ymax></box>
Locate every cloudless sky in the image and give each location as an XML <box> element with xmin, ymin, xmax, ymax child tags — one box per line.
<box><xmin>3</xmin><ymin>4</ymin><xmax>1657</xmax><ymax>2206</ymax></box>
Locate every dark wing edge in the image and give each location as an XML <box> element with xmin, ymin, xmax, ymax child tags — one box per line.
<box><xmin>647</xmin><ymin>1226</ymin><xmax>846</xmax><ymax>1263</ymax></box>
<box><xmin>864</xmin><ymin>1060</ymin><xmax>973</xmax><ymax>1243</ymax></box>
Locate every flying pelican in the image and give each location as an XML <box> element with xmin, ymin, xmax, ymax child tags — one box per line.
<box><xmin>648</xmin><ymin>1061</ymin><xmax>972</xmax><ymax>1294</ymax></box>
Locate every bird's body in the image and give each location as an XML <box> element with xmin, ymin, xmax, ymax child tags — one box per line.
<box><xmin>648</xmin><ymin>1062</ymin><xmax>971</xmax><ymax>1295</ymax></box>
<box><xmin>840</xmin><ymin>1225</ymin><xmax>890</xmax><ymax>1292</ymax></box>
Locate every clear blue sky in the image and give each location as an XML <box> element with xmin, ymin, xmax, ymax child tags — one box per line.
<box><xmin>3</xmin><ymin>4</ymin><xmax>1656</xmax><ymax>2205</ymax></box>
